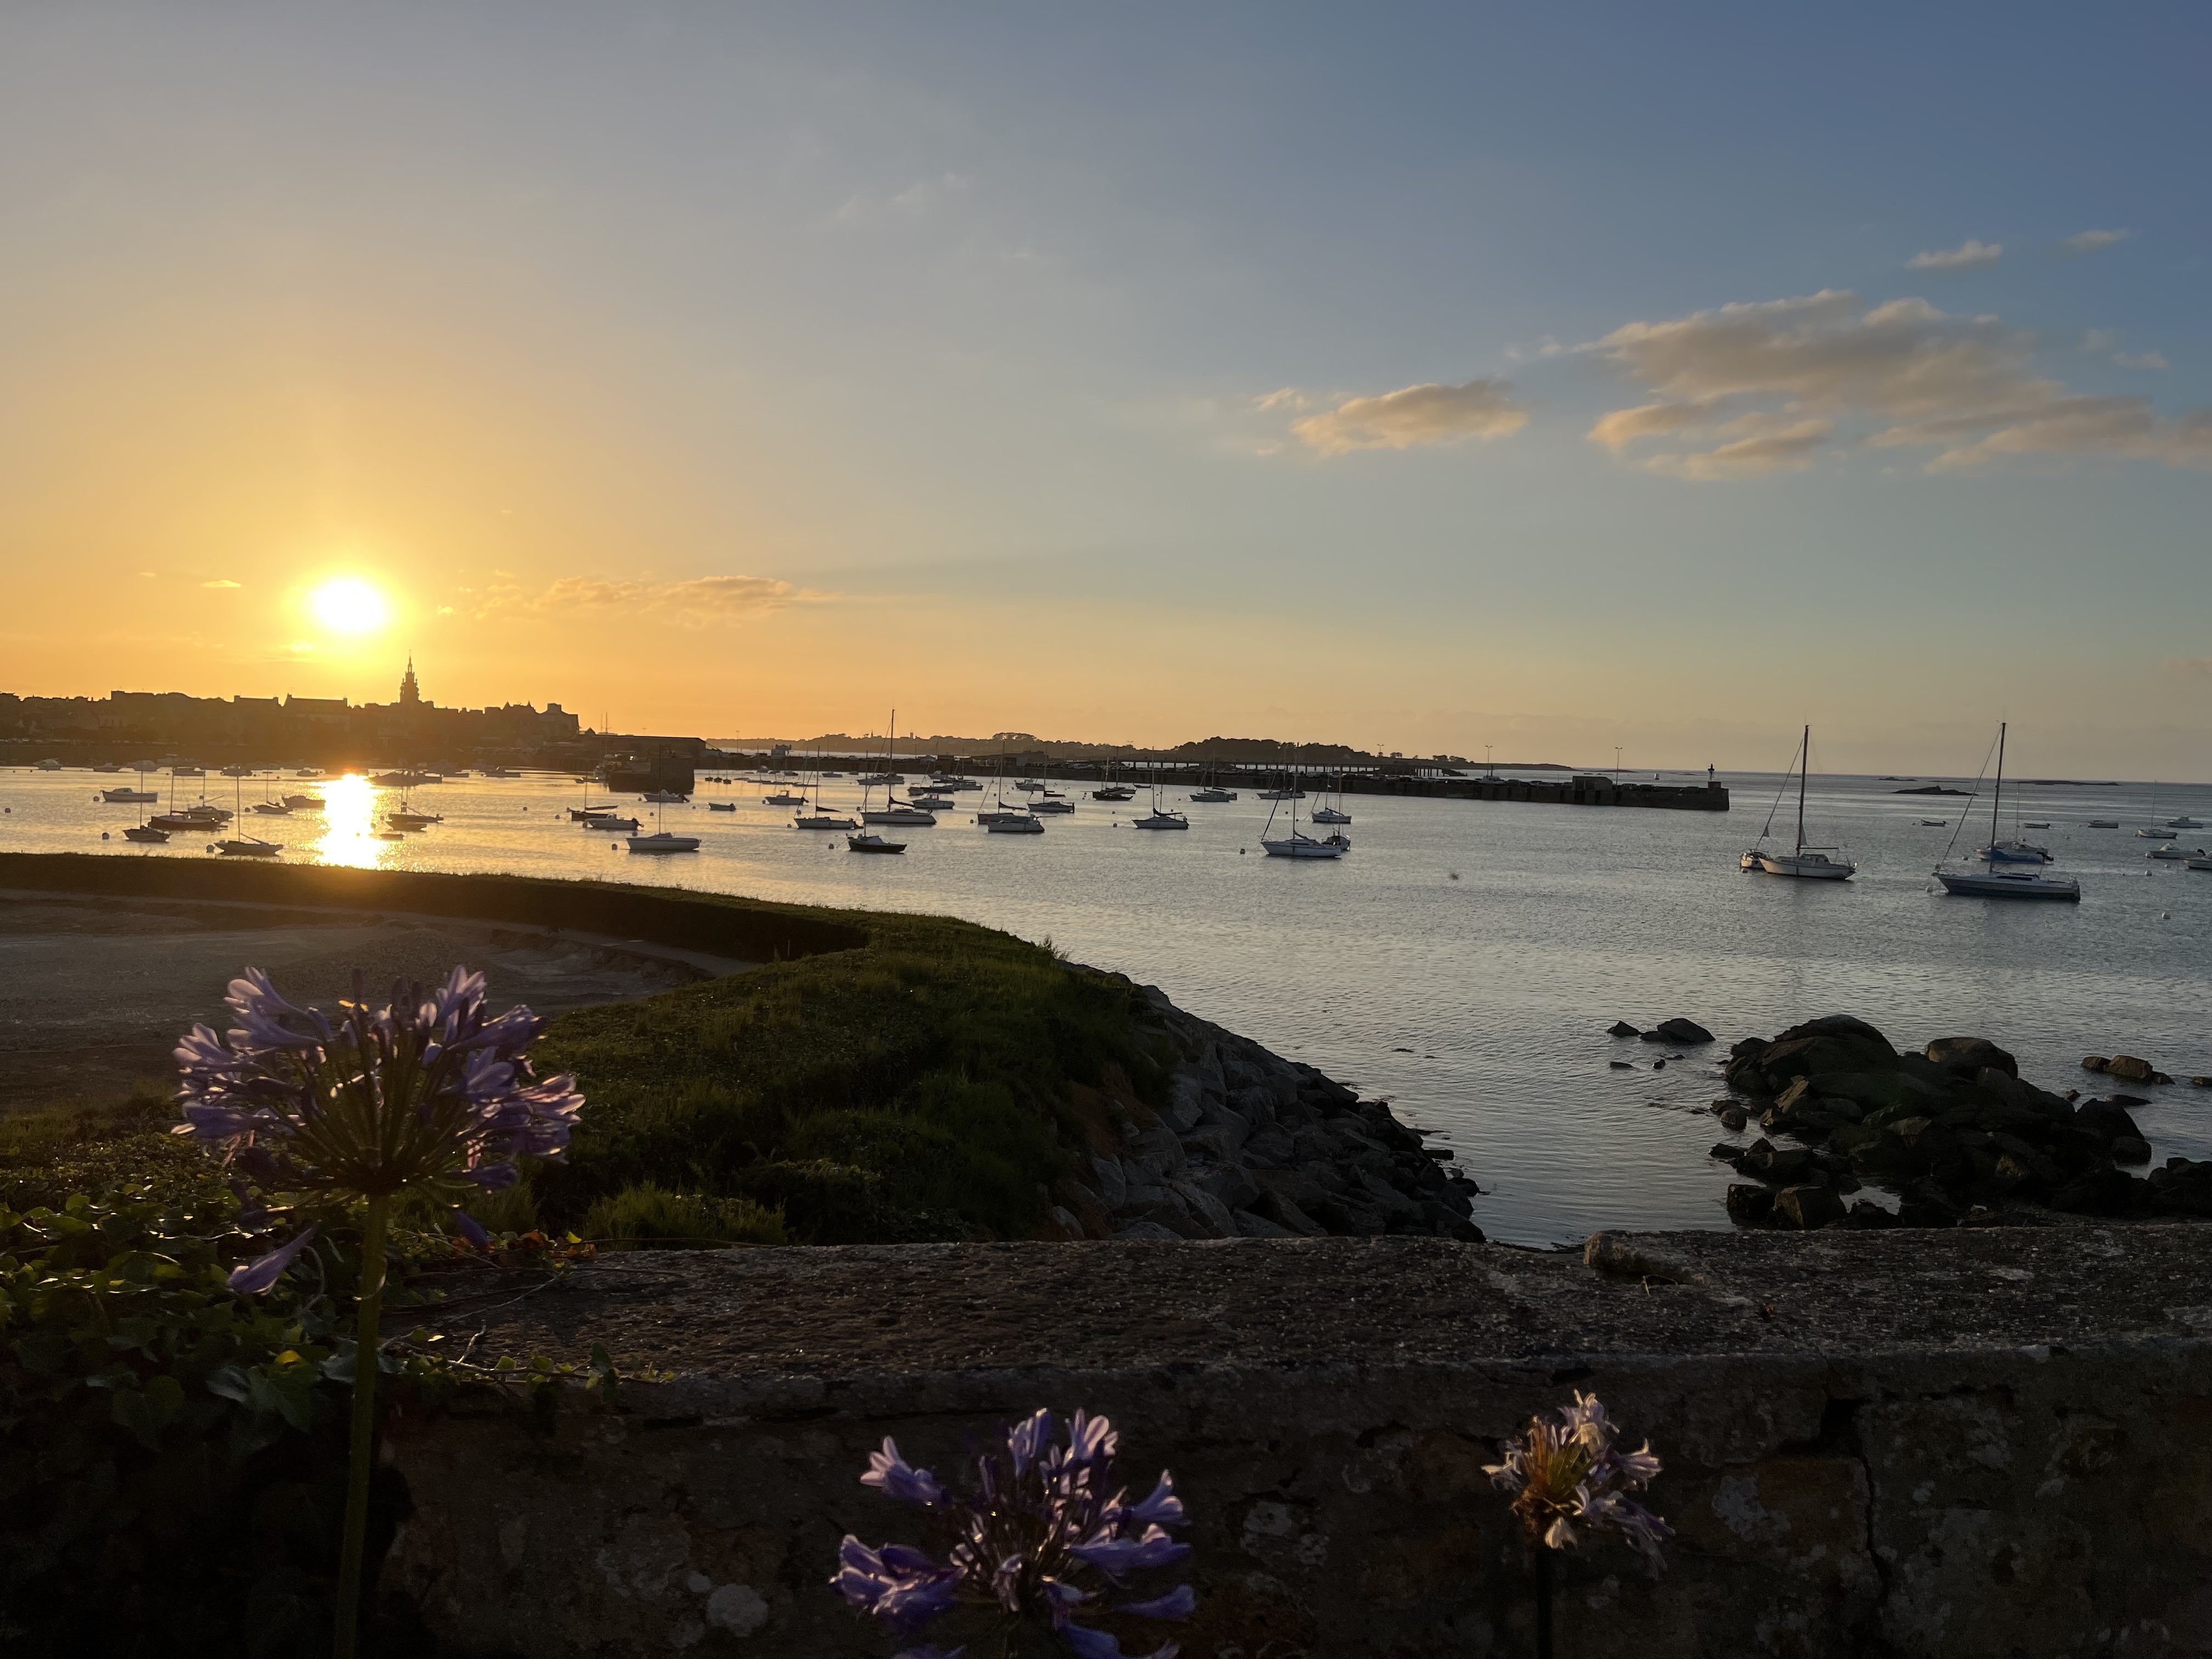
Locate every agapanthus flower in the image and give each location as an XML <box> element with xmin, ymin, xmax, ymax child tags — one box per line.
<box><xmin>834</xmin><ymin>1408</ymin><xmax>1194</xmax><ymax>1658</ymax></box>
<box><xmin>175</xmin><ymin>966</ymin><xmax>584</xmax><ymax>1290</ymax></box>
<box><xmin>1485</xmin><ymin>1391</ymin><xmax>1671</xmax><ymax>1574</ymax></box>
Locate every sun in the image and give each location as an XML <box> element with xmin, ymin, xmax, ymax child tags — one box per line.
<box><xmin>308</xmin><ymin>576</ymin><xmax>393</xmax><ymax>636</ymax></box>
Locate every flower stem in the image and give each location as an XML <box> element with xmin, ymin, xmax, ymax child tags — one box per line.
<box><xmin>1535</xmin><ymin>1544</ymin><xmax>1554</xmax><ymax>1659</ymax></box>
<box><xmin>334</xmin><ymin>1194</ymin><xmax>389</xmax><ymax>1659</ymax></box>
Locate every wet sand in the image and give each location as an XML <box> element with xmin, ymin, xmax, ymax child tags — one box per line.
<box><xmin>0</xmin><ymin>891</ymin><xmax>757</xmax><ymax>1108</ymax></box>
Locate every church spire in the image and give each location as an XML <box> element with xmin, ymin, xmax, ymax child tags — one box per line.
<box><xmin>399</xmin><ymin>654</ymin><xmax>421</xmax><ymax>708</ymax></box>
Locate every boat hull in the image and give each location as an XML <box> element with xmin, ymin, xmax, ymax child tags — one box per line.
<box><xmin>1262</xmin><ymin>835</ymin><xmax>1346</xmax><ymax>859</ymax></box>
<box><xmin>1755</xmin><ymin>853</ymin><xmax>1855</xmax><ymax>880</ymax></box>
<box><xmin>1936</xmin><ymin>870</ymin><xmax>2080</xmax><ymax>902</ymax></box>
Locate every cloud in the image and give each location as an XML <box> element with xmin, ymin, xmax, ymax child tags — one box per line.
<box><xmin>1644</xmin><ymin>417</ymin><xmax>1835</xmax><ymax>481</ymax></box>
<box><xmin>1908</xmin><ymin>239</ymin><xmax>2002</xmax><ymax>270</ymax></box>
<box><xmin>1290</xmin><ymin>377</ymin><xmax>1528</xmax><ymax>456</ymax></box>
<box><xmin>1588</xmin><ymin>289</ymin><xmax>2212</xmax><ymax>478</ymax></box>
<box><xmin>2062</xmin><ymin>228</ymin><xmax>2132</xmax><ymax>255</ymax></box>
<box><xmin>2114</xmin><ymin>351</ymin><xmax>2170</xmax><ymax>371</ymax></box>
<box><xmin>476</xmin><ymin>574</ymin><xmax>809</xmax><ymax>624</ymax></box>
<box><xmin>201</xmin><ymin>578</ymin><xmax>241</xmax><ymax>589</ymax></box>
<box><xmin>1253</xmin><ymin>387</ymin><xmax>1312</xmax><ymax>413</ymax></box>
<box><xmin>832</xmin><ymin>172</ymin><xmax>970</xmax><ymax>226</ymax></box>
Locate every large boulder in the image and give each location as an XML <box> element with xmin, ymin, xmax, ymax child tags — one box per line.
<box><xmin>2107</xmin><ymin>1055</ymin><xmax>2158</xmax><ymax>1084</ymax></box>
<box><xmin>1644</xmin><ymin>1017</ymin><xmax>1715</xmax><ymax>1045</ymax></box>
<box><xmin>1607</xmin><ymin>1020</ymin><xmax>1642</xmax><ymax>1037</ymax></box>
<box><xmin>1728</xmin><ymin>1016</ymin><xmax>1900</xmax><ymax>1097</ymax></box>
<box><xmin>2074</xmin><ymin>1101</ymin><xmax>2145</xmax><ymax>1144</ymax></box>
<box><xmin>1725</xmin><ymin>1184</ymin><xmax>1775</xmax><ymax>1227</ymax></box>
<box><xmin>1925</xmin><ymin>1036</ymin><xmax>2018</xmax><ymax>1079</ymax></box>
<box><xmin>2051</xmin><ymin>1167</ymin><xmax>2145</xmax><ymax>1217</ymax></box>
<box><xmin>1773</xmin><ymin>1185</ymin><xmax>1846</xmax><ymax>1229</ymax></box>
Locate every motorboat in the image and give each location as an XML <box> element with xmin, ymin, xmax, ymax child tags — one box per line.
<box><xmin>1257</xmin><ymin>788</ymin><xmax>1305</xmax><ymax>801</ymax></box>
<box><xmin>250</xmin><ymin>801</ymin><xmax>293</xmax><ymax>816</ymax></box>
<box><xmin>1133</xmin><ymin>809</ymin><xmax>1189</xmax><ymax>831</ymax></box>
<box><xmin>1189</xmin><ymin>786</ymin><xmax>1237</xmax><ymax>803</ymax></box>
<box><xmin>626</xmin><ymin>830</ymin><xmax>701</xmax><ymax>854</ymax></box>
<box><xmin>2021</xmin><ymin>821</ymin><xmax>2051</xmax><ymax>829</ymax></box>
<box><xmin>863</xmin><ymin>804</ymin><xmax>937</xmax><ymax>827</ymax></box>
<box><xmin>1309</xmin><ymin>805</ymin><xmax>1352</xmax><ymax>825</ymax></box>
<box><xmin>479</xmin><ymin>766</ymin><xmax>518</xmax><ymax>779</ymax></box>
<box><xmin>708</xmin><ymin>801</ymin><xmax>737</xmax><ymax>812</ymax></box>
<box><xmin>211</xmin><ymin>836</ymin><xmax>283</xmax><ymax>857</ymax></box>
<box><xmin>101</xmin><ymin>787</ymin><xmax>160</xmax><ymax>803</ymax></box>
<box><xmin>2149</xmin><ymin>844</ymin><xmax>2207</xmax><ymax>861</ymax></box>
<box><xmin>1028</xmin><ymin>797</ymin><xmax>1075</xmax><ymax>815</ymax></box>
<box><xmin>220</xmin><ymin>765</ymin><xmax>255</xmax><ymax>778</ymax></box>
<box><xmin>371</xmin><ymin>770</ymin><xmax>439</xmax><ymax>788</ymax></box>
<box><xmin>795</xmin><ymin>811</ymin><xmax>859</xmax><ymax>830</ymax></box>
<box><xmin>986</xmin><ymin>814</ymin><xmax>1045</xmax><ymax>834</ymax></box>
<box><xmin>283</xmin><ymin>794</ymin><xmax>324</xmax><ymax>810</ymax></box>
<box><xmin>1014</xmin><ymin>780</ymin><xmax>1046</xmax><ymax>793</ymax></box>
<box><xmin>1919</xmin><ymin>819</ymin><xmax>1948</xmax><ymax>827</ymax></box>
<box><xmin>1936</xmin><ymin>723</ymin><xmax>2080</xmax><ymax>902</ymax></box>
<box><xmin>33</xmin><ymin>758</ymin><xmax>63</xmax><ymax>771</ymax></box>
<box><xmin>1093</xmin><ymin>786</ymin><xmax>1136</xmax><ymax>802</ymax></box>
<box><xmin>910</xmin><ymin>793</ymin><xmax>956</xmax><ymax>811</ymax></box>
<box><xmin>93</xmin><ymin>762</ymin><xmax>120</xmax><ymax>774</ymax></box>
<box><xmin>582</xmin><ymin>813</ymin><xmax>641</xmax><ymax>831</ymax></box>
<box><xmin>846</xmin><ymin>833</ymin><xmax>906</xmax><ymax>854</ymax></box>
<box><xmin>642</xmin><ymin>789</ymin><xmax>689</xmax><ymax>803</ymax></box>
<box><xmin>2186</xmin><ymin>856</ymin><xmax>2212</xmax><ymax>872</ymax></box>
<box><xmin>762</xmin><ymin>791</ymin><xmax>808</xmax><ymax>806</ymax></box>
<box><xmin>2169</xmin><ymin>816</ymin><xmax>2205</xmax><ymax>830</ymax></box>
<box><xmin>1745</xmin><ymin>726</ymin><xmax>1856</xmax><ymax>880</ymax></box>
<box><xmin>2088</xmin><ymin>820</ymin><xmax>2120</xmax><ymax>828</ymax></box>
<box><xmin>386</xmin><ymin>809</ymin><xmax>443</xmax><ymax>831</ymax></box>
<box><xmin>122</xmin><ymin>824</ymin><xmax>170</xmax><ymax>844</ymax></box>
<box><xmin>1262</xmin><ymin>830</ymin><xmax>1348</xmax><ymax>859</ymax></box>
<box><xmin>295</xmin><ymin>768</ymin><xmax>322</xmax><ymax>778</ymax></box>
<box><xmin>2136</xmin><ymin>827</ymin><xmax>2176</xmax><ymax>839</ymax></box>
<box><xmin>171</xmin><ymin>766</ymin><xmax>205</xmax><ymax>778</ymax></box>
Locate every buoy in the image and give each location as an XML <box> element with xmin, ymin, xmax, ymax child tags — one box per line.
<box><xmin>101</xmin><ymin>831</ymin><xmax>109</xmax><ymax>840</ymax></box>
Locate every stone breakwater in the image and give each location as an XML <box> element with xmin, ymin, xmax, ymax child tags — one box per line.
<box><xmin>1048</xmin><ymin>975</ymin><xmax>1483</xmax><ymax>1244</ymax></box>
<box><xmin>1707</xmin><ymin>1014</ymin><xmax>2212</xmax><ymax>1229</ymax></box>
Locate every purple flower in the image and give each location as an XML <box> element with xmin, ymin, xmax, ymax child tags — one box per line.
<box><xmin>226</xmin><ymin>1225</ymin><xmax>318</xmax><ymax>1295</ymax></box>
<box><xmin>1486</xmin><ymin>1390</ymin><xmax>1672</xmax><ymax>1575</ymax></box>
<box><xmin>174</xmin><ymin>966</ymin><xmax>584</xmax><ymax>1247</ymax></box>
<box><xmin>833</xmin><ymin>1408</ymin><xmax>1193</xmax><ymax>1657</ymax></box>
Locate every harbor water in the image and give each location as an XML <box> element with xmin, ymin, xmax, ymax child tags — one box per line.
<box><xmin>6</xmin><ymin>765</ymin><xmax>2210</xmax><ymax>1246</ymax></box>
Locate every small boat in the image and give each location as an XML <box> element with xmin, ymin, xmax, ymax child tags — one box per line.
<box><xmin>977</xmin><ymin>808</ymin><xmax>1031</xmax><ymax>826</ymax></box>
<box><xmin>762</xmin><ymin>791</ymin><xmax>808</xmax><ymax>806</ymax></box>
<box><xmin>220</xmin><ymin>765</ymin><xmax>255</xmax><ymax>778</ymax></box>
<box><xmin>1979</xmin><ymin>841</ymin><xmax>2051</xmax><ymax>865</ymax></box>
<box><xmin>627</xmin><ymin>830</ymin><xmax>701</xmax><ymax>854</ymax></box>
<box><xmin>250</xmin><ymin>801</ymin><xmax>293</xmax><ymax>816</ymax></box>
<box><xmin>1919</xmin><ymin>819</ymin><xmax>1948</xmax><ymax>827</ymax></box>
<box><xmin>910</xmin><ymin>793</ymin><xmax>957</xmax><ymax>811</ymax></box>
<box><xmin>1746</xmin><ymin>727</ymin><xmax>1856</xmax><ymax>880</ymax></box>
<box><xmin>2136</xmin><ymin>826</ymin><xmax>2176</xmax><ymax>839</ymax></box>
<box><xmin>1028</xmin><ymin>797</ymin><xmax>1075</xmax><ymax>815</ymax></box>
<box><xmin>386</xmin><ymin>809</ymin><xmax>443</xmax><ymax>831</ymax></box>
<box><xmin>92</xmin><ymin>761</ymin><xmax>120</xmax><ymax>774</ymax></box>
<box><xmin>283</xmin><ymin>793</ymin><xmax>324</xmax><ymax>810</ymax></box>
<box><xmin>1133</xmin><ymin>809</ymin><xmax>1189</xmax><ymax>830</ymax></box>
<box><xmin>708</xmin><ymin>800</ymin><xmax>737</xmax><ymax>812</ymax></box>
<box><xmin>1189</xmin><ymin>787</ymin><xmax>1237</xmax><ymax>803</ymax></box>
<box><xmin>211</xmin><ymin>836</ymin><xmax>283</xmax><ymax>857</ymax></box>
<box><xmin>642</xmin><ymin>789</ymin><xmax>689</xmax><ymax>804</ymax></box>
<box><xmin>101</xmin><ymin>787</ymin><xmax>160</xmax><ymax>803</ymax></box>
<box><xmin>847</xmin><ymin>833</ymin><xmax>906</xmax><ymax>854</ymax></box>
<box><xmin>1936</xmin><ymin>723</ymin><xmax>2081</xmax><ymax>902</ymax></box>
<box><xmin>1014</xmin><ymin>780</ymin><xmax>1046</xmax><ymax>793</ymax></box>
<box><xmin>2088</xmin><ymin>820</ymin><xmax>2120</xmax><ymax>828</ymax></box>
<box><xmin>479</xmin><ymin>766</ymin><xmax>518</xmax><ymax>779</ymax></box>
<box><xmin>2186</xmin><ymin>856</ymin><xmax>2212</xmax><ymax>872</ymax></box>
<box><xmin>795</xmin><ymin>811</ymin><xmax>859</xmax><ymax>830</ymax></box>
<box><xmin>986</xmin><ymin>814</ymin><xmax>1045</xmax><ymax>834</ymax></box>
<box><xmin>2149</xmin><ymin>844</ymin><xmax>2207</xmax><ymax>861</ymax></box>
<box><xmin>2169</xmin><ymin>816</ymin><xmax>2205</xmax><ymax>830</ymax></box>
<box><xmin>2021</xmin><ymin>821</ymin><xmax>2051</xmax><ymax>829</ymax></box>
<box><xmin>1262</xmin><ymin>830</ymin><xmax>1348</xmax><ymax>859</ymax></box>
<box><xmin>582</xmin><ymin>813</ymin><xmax>640</xmax><ymax>831</ymax></box>
<box><xmin>864</xmin><ymin>804</ymin><xmax>937</xmax><ymax>827</ymax></box>
<box><xmin>122</xmin><ymin>824</ymin><xmax>170</xmax><ymax>843</ymax></box>
<box><xmin>1308</xmin><ymin>805</ymin><xmax>1351</xmax><ymax>825</ymax></box>
<box><xmin>33</xmin><ymin>758</ymin><xmax>63</xmax><ymax>770</ymax></box>
<box><xmin>1093</xmin><ymin>786</ymin><xmax>1136</xmax><ymax>802</ymax></box>
<box><xmin>1256</xmin><ymin>788</ymin><xmax>1305</xmax><ymax>801</ymax></box>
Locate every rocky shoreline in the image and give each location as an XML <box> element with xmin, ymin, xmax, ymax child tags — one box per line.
<box><xmin>1045</xmin><ymin>974</ymin><xmax>1483</xmax><ymax>1243</ymax></box>
<box><xmin>1701</xmin><ymin>1013</ymin><xmax>2212</xmax><ymax>1229</ymax></box>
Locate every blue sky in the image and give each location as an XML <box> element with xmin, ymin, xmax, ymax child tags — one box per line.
<box><xmin>1</xmin><ymin>4</ymin><xmax>2206</xmax><ymax>771</ymax></box>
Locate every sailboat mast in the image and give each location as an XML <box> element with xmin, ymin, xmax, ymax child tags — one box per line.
<box><xmin>1991</xmin><ymin>721</ymin><xmax>2006</xmax><ymax>846</ymax></box>
<box><xmin>1796</xmin><ymin>725</ymin><xmax>1808</xmax><ymax>856</ymax></box>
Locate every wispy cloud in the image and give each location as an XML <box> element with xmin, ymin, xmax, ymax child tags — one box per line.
<box><xmin>1587</xmin><ymin>289</ymin><xmax>2212</xmax><ymax>478</ymax></box>
<box><xmin>832</xmin><ymin>171</ymin><xmax>970</xmax><ymax>227</ymax></box>
<box><xmin>475</xmin><ymin>574</ymin><xmax>812</xmax><ymax>624</ymax></box>
<box><xmin>1908</xmin><ymin>239</ymin><xmax>2001</xmax><ymax>270</ymax></box>
<box><xmin>2114</xmin><ymin>351</ymin><xmax>2170</xmax><ymax>371</ymax></box>
<box><xmin>201</xmin><ymin>578</ymin><xmax>241</xmax><ymax>589</ymax></box>
<box><xmin>2062</xmin><ymin>228</ymin><xmax>2132</xmax><ymax>256</ymax></box>
<box><xmin>1290</xmin><ymin>377</ymin><xmax>1528</xmax><ymax>456</ymax></box>
<box><xmin>1252</xmin><ymin>387</ymin><xmax>1312</xmax><ymax>413</ymax></box>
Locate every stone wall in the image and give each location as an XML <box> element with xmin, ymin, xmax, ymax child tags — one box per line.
<box><xmin>385</xmin><ymin>1227</ymin><xmax>2212</xmax><ymax>1657</ymax></box>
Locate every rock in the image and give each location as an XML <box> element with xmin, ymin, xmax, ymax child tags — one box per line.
<box><xmin>1232</xmin><ymin>1208</ymin><xmax>1295</xmax><ymax>1238</ymax></box>
<box><xmin>2194</xmin><ymin>1077</ymin><xmax>2212</xmax><ymax>1090</ymax></box>
<box><xmin>1090</xmin><ymin>1155</ymin><xmax>1128</xmax><ymax>1210</ymax></box>
<box><xmin>1709</xmin><ymin>1142</ymin><xmax>1747</xmax><ymax>1167</ymax></box>
<box><xmin>1609</xmin><ymin>1060</ymin><xmax>1634</xmax><ymax>1070</ymax></box>
<box><xmin>1725</xmin><ymin>1184</ymin><xmax>1774</xmax><ymax>1227</ymax></box>
<box><xmin>1773</xmin><ymin>1185</ymin><xmax>1846</xmax><ymax>1229</ymax></box>
<box><xmin>1254</xmin><ymin>1190</ymin><xmax>1326</xmax><ymax>1237</ymax></box>
<box><xmin>1842</xmin><ymin>1200</ymin><xmax>1899</xmax><ymax>1229</ymax></box>
<box><xmin>1198</xmin><ymin>1164</ymin><xmax>1261</xmax><ymax>1212</ymax></box>
<box><xmin>2074</xmin><ymin>1101</ymin><xmax>2145</xmax><ymax>1144</ymax></box>
<box><xmin>1187</xmin><ymin>1123</ymin><xmax>1249</xmax><ymax>1164</ymax></box>
<box><xmin>1649</xmin><ymin>1017</ymin><xmax>1715</xmax><ymax>1045</ymax></box>
<box><xmin>1895</xmin><ymin>1186</ymin><xmax>1962</xmax><ymax>1228</ymax></box>
<box><xmin>1171</xmin><ymin>1178</ymin><xmax>1238</xmax><ymax>1237</ymax></box>
<box><xmin>1111</xmin><ymin>1220</ymin><xmax>1182</xmax><ymax>1241</ymax></box>
<box><xmin>2108</xmin><ymin>1093</ymin><xmax>2149</xmax><ymax>1107</ymax></box>
<box><xmin>2051</xmin><ymin>1168</ymin><xmax>2144</xmax><ymax>1217</ymax></box>
<box><xmin>1925</xmin><ymin>1036</ymin><xmax>2017</xmax><ymax>1079</ymax></box>
<box><xmin>2106</xmin><ymin>1055</ymin><xmax>2158</xmax><ymax>1084</ymax></box>
<box><xmin>2111</xmin><ymin>1136</ymin><xmax>2153</xmax><ymax>1166</ymax></box>
<box><xmin>2082</xmin><ymin>1056</ymin><xmax>2111</xmax><ymax>1073</ymax></box>
<box><xmin>1607</xmin><ymin>1020</ymin><xmax>1642</xmax><ymax>1037</ymax></box>
<box><xmin>1720</xmin><ymin>1107</ymin><xmax>1748</xmax><ymax>1132</ymax></box>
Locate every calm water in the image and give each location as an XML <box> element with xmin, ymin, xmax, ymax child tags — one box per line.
<box><xmin>8</xmin><ymin>764</ymin><xmax>2211</xmax><ymax>1246</ymax></box>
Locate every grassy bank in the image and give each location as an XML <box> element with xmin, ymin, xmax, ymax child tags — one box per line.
<box><xmin>0</xmin><ymin>855</ymin><xmax>1170</xmax><ymax>1242</ymax></box>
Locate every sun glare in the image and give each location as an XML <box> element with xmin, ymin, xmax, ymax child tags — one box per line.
<box><xmin>309</xmin><ymin>577</ymin><xmax>393</xmax><ymax>636</ymax></box>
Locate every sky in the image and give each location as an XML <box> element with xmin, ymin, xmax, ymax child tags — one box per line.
<box><xmin>1</xmin><ymin>3</ymin><xmax>2207</xmax><ymax>775</ymax></box>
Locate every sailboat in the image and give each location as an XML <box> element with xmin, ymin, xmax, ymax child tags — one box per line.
<box><xmin>1131</xmin><ymin>762</ymin><xmax>1188</xmax><ymax>831</ymax></box>
<box><xmin>1093</xmin><ymin>757</ymin><xmax>1135</xmax><ymax>803</ymax></box>
<box><xmin>119</xmin><ymin>765</ymin><xmax>170</xmax><ymax>842</ymax></box>
<box><xmin>1743</xmin><ymin>726</ymin><xmax>1855</xmax><ymax>879</ymax></box>
<box><xmin>794</xmin><ymin>774</ymin><xmax>859</xmax><ymax>831</ymax></box>
<box><xmin>1188</xmin><ymin>759</ymin><xmax>1237</xmax><ymax>804</ymax></box>
<box><xmin>1936</xmin><ymin>724</ymin><xmax>2080</xmax><ymax>901</ymax></box>
<box><xmin>978</xmin><ymin>741</ymin><xmax>1032</xmax><ymax>827</ymax></box>
<box><xmin>1309</xmin><ymin>770</ymin><xmax>1352</xmax><ymax>826</ymax></box>
<box><xmin>211</xmin><ymin>772</ymin><xmax>284</xmax><ymax>856</ymax></box>
<box><xmin>861</xmin><ymin>712</ymin><xmax>936</xmax><ymax>826</ymax></box>
<box><xmin>1260</xmin><ymin>754</ymin><xmax>1344</xmax><ymax>857</ymax></box>
<box><xmin>626</xmin><ymin>798</ymin><xmax>701</xmax><ymax>854</ymax></box>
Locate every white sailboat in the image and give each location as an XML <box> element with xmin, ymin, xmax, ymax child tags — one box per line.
<box><xmin>1936</xmin><ymin>723</ymin><xmax>2080</xmax><ymax>901</ymax></box>
<box><xmin>1132</xmin><ymin>763</ymin><xmax>1189</xmax><ymax>831</ymax></box>
<box><xmin>861</xmin><ymin>712</ymin><xmax>937</xmax><ymax>826</ymax></box>
<box><xmin>1260</xmin><ymin>754</ymin><xmax>1344</xmax><ymax>857</ymax></box>
<box><xmin>1309</xmin><ymin>768</ymin><xmax>1352</xmax><ymax>826</ymax></box>
<box><xmin>1745</xmin><ymin>726</ymin><xmax>1855</xmax><ymax>880</ymax></box>
<box><xmin>627</xmin><ymin>799</ymin><xmax>701</xmax><ymax>854</ymax></box>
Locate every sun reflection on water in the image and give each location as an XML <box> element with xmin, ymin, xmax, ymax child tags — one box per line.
<box><xmin>312</xmin><ymin>774</ymin><xmax>392</xmax><ymax>869</ymax></box>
